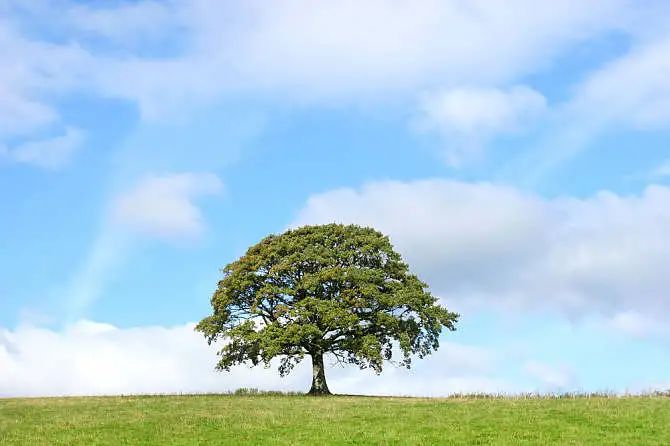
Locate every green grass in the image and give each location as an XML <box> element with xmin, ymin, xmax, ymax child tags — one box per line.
<box><xmin>1</xmin><ymin>394</ymin><xmax>669</xmax><ymax>445</ymax></box>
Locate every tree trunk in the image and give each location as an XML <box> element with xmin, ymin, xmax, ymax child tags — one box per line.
<box><xmin>308</xmin><ymin>352</ymin><xmax>331</xmax><ymax>395</ymax></box>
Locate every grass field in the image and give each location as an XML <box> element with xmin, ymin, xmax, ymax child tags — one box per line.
<box><xmin>1</xmin><ymin>393</ymin><xmax>669</xmax><ymax>445</ymax></box>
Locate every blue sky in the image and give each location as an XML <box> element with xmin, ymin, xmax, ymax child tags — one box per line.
<box><xmin>1</xmin><ymin>0</ymin><xmax>670</xmax><ymax>397</ymax></box>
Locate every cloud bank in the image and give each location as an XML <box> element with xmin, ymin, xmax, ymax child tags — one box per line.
<box><xmin>0</xmin><ymin>320</ymin><xmax>506</xmax><ymax>398</ymax></box>
<box><xmin>293</xmin><ymin>180</ymin><xmax>670</xmax><ymax>332</ymax></box>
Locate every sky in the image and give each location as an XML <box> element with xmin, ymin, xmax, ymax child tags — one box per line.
<box><xmin>1</xmin><ymin>0</ymin><xmax>670</xmax><ymax>397</ymax></box>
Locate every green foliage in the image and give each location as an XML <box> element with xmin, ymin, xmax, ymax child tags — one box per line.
<box><xmin>196</xmin><ymin>224</ymin><xmax>458</xmax><ymax>379</ymax></box>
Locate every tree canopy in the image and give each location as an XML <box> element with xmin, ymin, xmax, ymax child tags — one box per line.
<box><xmin>196</xmin><ymin>223</ymin><xmax>459</xmax><ymax>394</ymax></box>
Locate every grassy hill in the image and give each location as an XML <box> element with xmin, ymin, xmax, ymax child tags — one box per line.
<box><xmin>1</xmin><ymin>393</ymin><xmax>669</xmax><ymax>445</ymax></box>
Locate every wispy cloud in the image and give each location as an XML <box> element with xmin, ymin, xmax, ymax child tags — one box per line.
<box><xmin>0</xmin><ymin>85</ymin><xmax>57</xmax><ymax>136</ymax></box>
<box><xmin>65</xmin><ymin>228</ymin><xmax>130</xmax><ymax>320</ymax></box>
<box><xmin>0</xmin><ymin>0</ymin><xmax>652</xmax><ymax>169</ymax></box>
<box><xmin>110</xmin><ymin>172</ymin><xmax>224</xmax><ymax>240</ymax></box>
<box><xmin>571</xmin><ymin>35</ymin><xmax>670</xmax><ymax>130</ymax></box>
<box><xmin>506</xmin><ymin>32</ymin><xmax>670</xmax><ymax>184</ymax></box>
<box><xmin>524</xmin><ymin>361</ymin><xmax>576</xmax><ymax>390</ymax></box>
<box><xmin>65</xmin><ymin>172</ymin><xmax>223</xmax><ymax>319</ymax></box>
<box><xmin>414</xmin><ymin>85</ymin><xmax>546</xmax><ymax>166</ymax></box>
<box><xmin>607</xmin><ymin>311</ymin><xmax>668</xmax><ymax>338</ymax></box>
<box><xmin>651</xmin><ymin>159</ymin><xmax>670</xmax><ymax>179</ymax></box>
<box><xmin>3</xmin><ymin>127</ymin><xmax>85</xmax><ymax>170</ymax></box>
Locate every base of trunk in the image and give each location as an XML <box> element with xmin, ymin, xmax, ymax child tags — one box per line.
<box><xmin>307</xmin><ymin>387</ymin><xmax>332</xmax><ymax>396</ymax></box>
<box><xmin>308</xmin><ymin>352</ymin><xmax>332</xmax><ymax>395</ymax></box>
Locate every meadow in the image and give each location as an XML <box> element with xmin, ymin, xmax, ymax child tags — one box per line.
<box><xmin>1</xmin><ymin>393</ymin><xmax>669</xmax><ymax>445</ymax></box>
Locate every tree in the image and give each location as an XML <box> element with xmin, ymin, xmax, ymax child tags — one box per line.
<box><xmin>196</xmin><ymin>224</ymin><xmax>459</xmax><ymax>395</ymax></box>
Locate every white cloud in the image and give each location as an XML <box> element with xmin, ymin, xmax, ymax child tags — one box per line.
<box><xmin>110</xmin><ymin>172</ymin><xmax>223</xmax><ymax>240</ymax></box>
<box><xmin>66</xmin><ymin>1</ymin><xmax>175</xmax><ymax>46</ymax></box>
<box><xmin>92</xmin><ymin>0</ymin><xmax>634</xmax><ymax>111</ymax></box>
<box><xmin>0</xmin><ymin>20</ymin><xmax>92</xmax><ymax>132</ymax></box>
<box><xmin>0</xmin><ymin>0</ymin><xmax>643</xmax><ymax>122</ymax></box>
<box><xmin>0</xmin><ymin>20</ymin><xmax>90</xmax><ymax>168</ymax></box>
<box><xmin>524</xmin><ymin>361</ymin><xmax>576</xmax><ymax>390</ymax></box>
<box><xmin>1</xmin><ymin>0</ymin><xmax>668</xmax><ymax>173</ymax></box>
<box><xmin>0</xmin><ymin>320</ymin><xmax>504</xmax><ymax>397</ymax></box>
<box><xmin>293</xmin><ymin>179</ymin><xmax>670</xmax><ymax>326</ymax></box>
<box><xmin>5</xmin><ymin>127</ymin><xmax>84</xmax><ymax>169</ymax></box>
<box><xmin>572</xmin><ymin>35</ymin><xmax>670</xmax><ymax>129</ymax></box>
<box><xmin>415</xmin><ymin>86</ymin><xmax>546</xmax><ymax>166</ymax></box>
<box><xmin>607</xmin><ymin>311</ymin><xmax>667</xmax><ymax>338</ymax></box>
<box><xmin>0</xmin><ymin>85</ymin><xmax>57</xmax><ymax>136</ymax></box>
<box><xmin>195</xmin><ymin>1</ymin><xmax>615</xmax><ymax>93</ymax></box>
<box><xmin>516</xmin><ymin>33</ymin><xmax>670</xmax><ymax>181</ymax></box>
<box><xmin>418</xmin><ymin>86</ymin><xmax>546</xmax><ymax>135</ymax></box>
<box><xmin>1</xmin><ymin>1</ymin><xmax>668</xmax><ymax>173</ymax></box>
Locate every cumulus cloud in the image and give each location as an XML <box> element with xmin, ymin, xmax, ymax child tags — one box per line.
<box><xmin>110</xmin><ymin>172</ymin><xmax>223</xmax><ymax>240</ymax></box>
<box><xmin>415</xmin><ymin>85</ymin><xmax>546</xmax><ymax>165</ymax></box>
<box><xmin>0</xmin><ymin>320</ymin><xmax>504</xmax><ymax>398</ymax></box>
<box><xmin>293</xmin><ymin>179</ymin><xmax>670</xmax><ymax>327</ymax></box>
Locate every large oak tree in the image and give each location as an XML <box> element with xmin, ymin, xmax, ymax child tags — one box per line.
<box><xmin>196</xmin><ymin>224</ymin><xmax>458</xmax><ymax>395</ymax></box>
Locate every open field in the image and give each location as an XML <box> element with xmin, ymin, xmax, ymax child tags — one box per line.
<box><xmin>1</xmin><ymin>394</ymin><xmax>669</xmax><ymax>445</ymax></box>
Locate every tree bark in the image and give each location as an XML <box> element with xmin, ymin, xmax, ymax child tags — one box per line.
<box><xmin>308</xmin><ymin>352</ymin><xmax>331</xmax><ymax>395</ymax></box>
